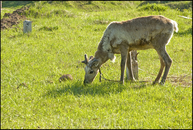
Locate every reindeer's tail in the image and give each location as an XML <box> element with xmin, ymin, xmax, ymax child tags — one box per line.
<box><xmin>172</xmin><ymin>20</ymin><xmax>179</xmax><ymax>33</ymax></box>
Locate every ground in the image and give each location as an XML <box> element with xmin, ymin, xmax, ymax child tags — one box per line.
<box><xmin>1</xmin><ymin>4</ymin><xmax>191</xmax><ymax>87</ymax></box>
<box><xmin>1</xmin><ymin>6</ymin><xmax>29</xmax><ymax>29</ymax></box>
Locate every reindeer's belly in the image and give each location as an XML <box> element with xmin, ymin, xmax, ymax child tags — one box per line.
<box><xmin>129</xmin><ymin>38</ymin><xmax>153</xmax><ymax>50</ymax></box>
<box><xmin>112</xmin><ymin>38</ymin><xmax>153</xmax><ymax>54</ymax></box>
<box><xmin>129</xmin><ymin>44</ymin><xmax>153</xmax><ymax>50</ymax></box>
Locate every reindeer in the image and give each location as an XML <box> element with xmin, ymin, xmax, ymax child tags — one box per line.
<box><xmin>82</xmin><ymin>15</ymin><xmax>178</xmax><ymax>85</ymax></box>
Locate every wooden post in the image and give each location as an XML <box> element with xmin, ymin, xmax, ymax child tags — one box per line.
<box><xmin>126</xmin><ymin>50</ymin><xmax>138</xmax><ymax>80</ymax></box>
<box><xmin>23</xmin><ymin>20</ymin><xmax>32</xmax><ymax>34</ymax></box>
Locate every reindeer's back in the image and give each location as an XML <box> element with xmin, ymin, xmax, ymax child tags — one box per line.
<box><xmin>123</xmin><ymin>15</ymin><xmax>173</xmax><ymax>31</ymax></box>
<box><xmin>109</xmin><ymin>15</ymin><xmax>174</xmax><ymax>46</ymax></box>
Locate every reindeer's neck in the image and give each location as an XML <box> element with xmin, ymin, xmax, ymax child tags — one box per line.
<box><xmin>94</xmin><ymin>35</ymin><xmax>111</xmax><ymax>67</ymax></box>
<box><xmin>94</xmin><ymin>49</ymin><xmax>109</xmax><ymax>67</ymax></box>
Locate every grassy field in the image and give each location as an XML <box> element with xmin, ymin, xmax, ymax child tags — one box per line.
<box><xmin>1</xmin><ymin>1</ymin><xmax>192</xmax><ymax>129</ymax></box>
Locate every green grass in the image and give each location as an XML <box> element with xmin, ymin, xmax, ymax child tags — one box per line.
<box><xmin>1</xmin><ymin>1</ymin><xmax>192</xmax><ymax>129</ymax></box>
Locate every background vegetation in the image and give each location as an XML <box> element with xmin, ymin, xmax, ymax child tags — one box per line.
<box><xmin>1</xmin><ymin>1</ymin><xmax>192</xmax><ymax>129</ymax></box>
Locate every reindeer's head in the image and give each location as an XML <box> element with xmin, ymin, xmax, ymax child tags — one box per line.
<box><xmin>82</xmin><ymin>54</ymin><xmax>100</xmax><ymax>84</ymax></box>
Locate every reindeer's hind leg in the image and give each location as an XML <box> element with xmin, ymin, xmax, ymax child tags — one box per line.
<box><xmin>152</xmin><ymin>34</ymin><xmax>173</xmax><ymax>85</ymax></box>
<box><xmin>153</xmin><ymin>55</ymin><xmax>165</xmax><ymax>85</ymax></box>
<box><xmin>158</xmin><ymin>49</ymin><xmax>172</xmax><ymax>85</ymax></box>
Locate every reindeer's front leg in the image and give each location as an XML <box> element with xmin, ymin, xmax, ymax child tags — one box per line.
<box><xmin>126</xmin><ymin>51</ymin><xmax>136</xmax><ymax>82</ymax></box>
<box><xmin>120</xmin><ymin>45</ymin><xmax>128</xmax><ymax>84</ymax></box>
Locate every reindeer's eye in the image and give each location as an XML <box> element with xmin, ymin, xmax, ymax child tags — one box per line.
<box><xmin>90</xmin><ymin>70</ymin><xmax>94</xmax><ymax>74</ymax></box>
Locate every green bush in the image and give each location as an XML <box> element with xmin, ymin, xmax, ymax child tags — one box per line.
<box><xmin>138</xmin><ymin>3</ymin><xmax>167</xmax><ymax>11</ymax></box>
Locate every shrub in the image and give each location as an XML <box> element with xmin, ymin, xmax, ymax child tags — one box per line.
<box><xmin>138</xmin><ymin>3</ymin><xmax>167</xmax><ymax>11</ymax></box>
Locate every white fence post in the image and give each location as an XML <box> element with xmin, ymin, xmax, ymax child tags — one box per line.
<box><xmin>126</xmin><ymin>50</ymin><xmax>138</xmax><ymax>80</ymax></box>
<box><xmin>23</xmin><ymin>20</ymin><xmax>32</xmax><ymax>34</ymax></box>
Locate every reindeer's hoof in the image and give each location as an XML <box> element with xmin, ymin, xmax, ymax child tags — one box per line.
<box><xmin>153</xmin><ymin>81</ymin><xmax>165</xmax><ymax>86</ymax></box>
<box><xmin>159</xmin><ymin>79</ymin><xmax>166</xmax><ymax>85</ymax></box>
<box><xmin>152</xmin><ymin>81</ymin><xmax>158</xmax><ymax>85</ymax></box>
<box><xmin>159</xmin><ymin>82</ymin><xmax>165</xmax><ymax>86</ymax></box>
<box><xmin>127</xmin><ymin>79</ymin><xmax>136</xmax><ymax>83</ymax></box>
<box><xmin>119</xmin><ymin>80</ymin><xmax>124</xmax><ymax>84</ymax></box>
<box><xmin>132</xmin><ymin>79</ymin><xmax>136</xmax><ymax>82</ymax></box>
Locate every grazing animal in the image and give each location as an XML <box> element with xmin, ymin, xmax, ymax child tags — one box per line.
<box><xmin>82</xmin><ymin>15</ymin><xmax>178</xmax><ymax>85</ymax></box>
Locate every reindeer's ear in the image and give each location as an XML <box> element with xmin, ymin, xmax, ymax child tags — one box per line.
<box><xmin>89</xmin><ymin>56</ymin><xmax>94</xmax><ymax>60</ymax></box>
<box><xmin>81</xmin><ymin>54</ymin><xmax>89</xmax><ymax>64</ymax></box>
<box><xmin>90</xmin><ymin>58</ymin><xmax>99</xmax><ymax>67</ymax></box>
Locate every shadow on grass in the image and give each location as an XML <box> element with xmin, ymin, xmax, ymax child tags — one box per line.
<box><xmin>43</xmin><ymin>80</ymin><xmax>152</xmax><ymax>98</ymax></box>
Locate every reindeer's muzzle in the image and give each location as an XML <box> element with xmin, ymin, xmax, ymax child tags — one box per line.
<box><xmin>84</xmin><ymin>79</ymin><xmax>89</xmax><ymax>85</ymax></box>
<box><xmin>83</xmin><ymin>79</ymin><xmax>86</xmax><ymax>84</ymax></box>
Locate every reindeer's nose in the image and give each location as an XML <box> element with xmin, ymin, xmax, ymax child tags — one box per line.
<box><xmin>84</xmin><ymin>79</ymin><xmax>90</xmax><ymax>85</ymax></box>
<box><xmin>84</xmin><ymin>79</ymin><xmax>87</xmax><ymax>84</ymax></box>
